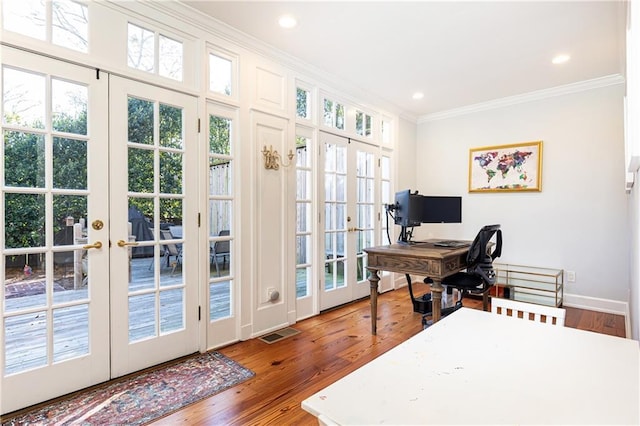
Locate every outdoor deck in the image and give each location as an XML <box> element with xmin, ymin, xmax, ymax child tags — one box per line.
<box><xmin>3</xmin><ymin>257</ymin><xmax>231</xmax><ymax>375</ymax></box>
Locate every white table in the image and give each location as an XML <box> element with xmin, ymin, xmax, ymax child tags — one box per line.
<box><xmin>302</xmin><ymin>308</ymin><xmax>640</xmax><ymax>425</ymax></box>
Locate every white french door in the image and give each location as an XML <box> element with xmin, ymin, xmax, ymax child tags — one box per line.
<box><xmin>1</xmin><ymin>51</ymin><xmax>200</xmax><ymax>414</ymax></box>
<box><xmin>320</xmin><ymin>132</ymin><xmax>377</xmax><ymax>310</ymax></box>
<box><xmin>108</xmin><ymin>76</ymin><xmax>199</xmax><ymax>377</ymax></box>
<box><xmin>1</xmin><ymin>47</ymin><xmax>110</xmax><ymax>413</ymax></box>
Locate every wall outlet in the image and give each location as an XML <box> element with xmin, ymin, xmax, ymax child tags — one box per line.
<box><xmin>566</xmin><ymin>270</ymin><xmax>576</xmax><ymax>283</ymax></box>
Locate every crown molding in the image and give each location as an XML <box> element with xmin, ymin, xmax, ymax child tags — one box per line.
<box><xmin>140</xmin><ymin>1</ymin><xmax>406</xmax><ymax>119</ymax></box>
<box><xmin>419</xmin><ymin>74</ymin><xmax>626</xmax><ymax>123</ymax></box>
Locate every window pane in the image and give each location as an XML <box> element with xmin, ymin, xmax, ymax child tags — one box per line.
<box><xmin>4</xmin><ymin>254</ymin><xmax>46</xmax><ymax>311</ymax></box>
<box><xmin>128</xmin><ymin>23</ymin><xmax>155</xmax><ymax>73</ymax></box>
<box><xmin>296</xmin><ymin>87</ymin><xmax>310</xmax><ymax>119</ymax></box>
<box><xmin>52</xmin><ymin>79</ymin><xmax>87</xmax><ymax>135</ymax></box>
<box><xmin>53</xmin><ymin>137</ymin><xmax>87</xmax><ymax>189</ymax></box>
<box><xmin>356</xmin><ymin>111</ymin><xmax>363</xmax><ymax>136</ymax></box>
<box><xmin>160</xmin><ymin>289</ymin><xmax>184</xmax><ymax>333</ymax></box>
<box><xmin>53</xmin><ymin>195</ymin><xmax>86</xmax><ymax>246</ymax></box>
<box><xmin>53</xmin><ymin>305</ymin><xmax>89</xmax><ymax>362</ymax></box>
<box><xmin>209</xmin><ymin>54</ymin><xmax>232</xmax><ymax>96</ymax></box>
<box><xmin>4</xmin><ymin>131</ymin><xmax>45</xmax><ymax>188</ymax></box>
<box><xmin>209</xmin><ymin>115</ymin><xmax>231</xmax><ymax>155</ymax></box>
<box><xmin>159</xmin><ymin>104</ymin><xmax>183</xmax><ymax>149</ymax></box>
<box><xmin>382</xmin><ymin>120</ymin><xmax>391</xmax><ymax>144</ymax></box>
<box><xmin>3</xmin><ymin>68</ymin><xmax>45</xmax><ymax>129</ymax></box>
<box><xmin>209</xmin><ymin>200</ymin><xmax>231</xmax><ymax>237</ymax></box>
<box><xmin>128</xmin><ymin>97</ymin><xmax>154</xmax><ymax>145</ymax></box>
<box><xmin>365</xmin><ymin>114</ymin><xmax>372</xmax><ymax>137</ymax></box>
<box><xmin>210</xmin><ymin>281</ymin><xmax>231</xmax><ymax>320</ymax></box>
<box><xmin>52</xmin><ymin>0</ymin><xmax>88</xmax><ymax>53</ymax></box>
<box><xmin>128</xmin><ymin>147</ymin><xmax>154</xmax><ymax>193</ymax></box>
<box><xmin>323</xmin><ymin>99</ymin><xmax>333</xmax><ymax>127</ymax></box>
<box><xmin>159</xmin><ymin>152</ymin><xmax>183</xmax><ymax>194</ymax></box>
<box><xmin>4</xmin><ymin>311</ymin><xmax>47</xmax><ymax>374</ymax></box>
<box><xmin>4</xmin><ymin>194</ymin><xmax>45</xmax><ymax>248</ymax></box>
<box><xmin>2</xmin><ymin>0</ymin><xmax>46</xmax><ymax>40</ymax></box>
<box><xmin>336</xmin><ymin>103</ymin><xmax>344</xmax><ymax>129</ymax></box>
<box><xmin>159</xmin><ymin>35</ymin><xmax>183</xmax><ymax>81</ymax></box>
<box><xmin>129</xmin><ymin>293</ymin><xmax>156</xmax><ymax>342</ymax></box>
<box><xmin>210</xmin><ymin>162</ymin><xmax>232</xmax><ymax>196</ymax></box>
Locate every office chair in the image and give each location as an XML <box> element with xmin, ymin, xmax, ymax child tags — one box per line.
<box><xmin>441</xmin><ymin>224</ymin><xmax>503</xmax><ymax>312</ymax></box>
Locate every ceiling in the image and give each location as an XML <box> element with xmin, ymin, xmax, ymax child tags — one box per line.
<box><xmin>183</xmin><ymin>1</ymin><xmax>626</xmax><ymax>119</ymax></box>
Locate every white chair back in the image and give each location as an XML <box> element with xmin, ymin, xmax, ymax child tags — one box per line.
<box><xmin>491</xmin><ymin>298</ymin><xmax>565</xmax><ymax>326</ymax></box>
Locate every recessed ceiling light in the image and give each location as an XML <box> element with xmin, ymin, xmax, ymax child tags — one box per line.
<box><xmin>412</xmin><ymin>92</ymin><xmax>424</xmax><ymax>100</ymax></box>
<box><xmin>278</xmin><ymin>14</ymin><xmax>297</xmax><ymax>29</ymax></box>
<box><xmin>552</xmin><ymin>54</ymin><xmax>570</xmax><ymax>65</ymax></box>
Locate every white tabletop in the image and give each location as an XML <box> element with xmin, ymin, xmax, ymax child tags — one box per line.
<box><xmin>302</xmin><ymin>308</ymin><xmax>640</xmax><ymax>425</ymax></box>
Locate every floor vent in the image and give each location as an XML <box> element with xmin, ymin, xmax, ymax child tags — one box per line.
<box><xmin>258</xmin><ymin>327</ymin><xmax>300</xmax><ymax>344</ymax></box>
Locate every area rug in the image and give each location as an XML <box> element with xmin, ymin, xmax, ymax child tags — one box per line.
<box><xmin>1</xmin><ymin>351</ymin><xmax>254</xmax><ymax>425</ymax></box>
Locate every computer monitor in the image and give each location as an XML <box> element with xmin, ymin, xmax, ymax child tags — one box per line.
<box><xmin>422</xmin><ymin>196</ymin><xmax>462</xmax><ymax>223</ymax></box>
<box><xmin>393</xmin><ymin>190</ymin><xmax>423</xmax><ymax>227</ymax></box>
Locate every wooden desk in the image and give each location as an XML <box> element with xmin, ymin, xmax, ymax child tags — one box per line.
<box><xmin>364</xmin><ymin>240</ymin><xmax>470</xmax><ymax>334</ymax></box>
<box><xmin>302</xmin><ymin>308</ymin><xmax>640</xmax><ymax>425</ymax></box>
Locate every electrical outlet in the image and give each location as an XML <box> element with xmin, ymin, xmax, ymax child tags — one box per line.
<box><xmin>566</xmin><ymin>270</ymin><xmax>576</xmax><ymax>283</ymax></box>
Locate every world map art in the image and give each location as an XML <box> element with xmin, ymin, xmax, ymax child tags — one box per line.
<box><xmin>468</xmin><ymin>141</ymin><xmax>542</xmax><ymax>192</ymax></box>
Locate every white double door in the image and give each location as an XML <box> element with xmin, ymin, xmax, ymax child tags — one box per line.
<box><xmin>319</xmin><ymin>132</ymin><xmax>378</xmax><ymax>310</ymax></box>
<box><xmin>1</xmin><ymin>49</ymin><xmax>199</xmax><ymax>414</ymax></box>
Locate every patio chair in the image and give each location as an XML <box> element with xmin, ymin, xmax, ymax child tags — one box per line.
<box><xmin>211</xmin><ymin>230</ymin><xmax>230</xmax><ymax>276</ymax></box>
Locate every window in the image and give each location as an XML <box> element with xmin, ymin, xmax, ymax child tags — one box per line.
<box><xmin>208</xmin><ymin>114</ymin><xmax>234</xmax><ymax>321</ymax></box>
<box><xmin>323</xmin><ymin>98</ymin><xmax>344</xmax><ymax>130</ymax></box>
<box><xmin>295</xmin><ymin>135</ymin><xmax>313</xmax><ymax>298</ymax></box>
<box><xmin>356</xmin><ymin>110</ymin><xmax>372</xmax><ymax>138</ymax></box>
<box><xmin>2</xmin><ymin>0</ymin><xmax>88</xmax><ymax>53</ymax></box>
<box><xmin>127</xmin><ymin>23</ymin><xmax>183</xmax><ymax>81</ymax></box>
<box><xmin>381</xmin><ymin>119</ymin><xmax>392</xmax><ymax>145</ymax></box>
<box><xmin>296</xmin><ymin>87</ymin><xmax>311</xmax><ymax>120</ymax></box>
<box><xmin>209</xmin><ymin>53</ymin><xmax>233</xmax><ymax>96</ymax></box>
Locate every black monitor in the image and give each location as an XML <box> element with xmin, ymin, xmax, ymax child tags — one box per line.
<box><xmin>422</xmin><ymin>196</ymin><xmax>462</xmax><ymax>223</ymax></box>
<box><xmin>393</xmin><ymin>190</ymin><xmax>423</xmax><ymax>227</ymax></box>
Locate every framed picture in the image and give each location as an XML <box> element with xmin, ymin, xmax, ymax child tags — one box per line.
<box><xmin>468</xmin><ymin>141</ymin><xmax>542</xmax><ymax>192</ymax></box>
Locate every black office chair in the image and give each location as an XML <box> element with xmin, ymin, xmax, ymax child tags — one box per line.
<box><xmin>441</xmin><ymin>224</ymin><xmax>503</xmax><ymax>312</ymax></box>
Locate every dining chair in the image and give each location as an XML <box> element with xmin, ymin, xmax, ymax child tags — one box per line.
<box><xmin>491</xmin><ymin>297</ymin><xmax>566</xmax><ymax>326</ymax></box>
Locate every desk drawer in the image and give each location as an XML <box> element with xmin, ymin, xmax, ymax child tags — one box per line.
<box><xmin>368</xmin><ymin>253</ymin><xmax>463</xmax><ymax>277</ymax></box>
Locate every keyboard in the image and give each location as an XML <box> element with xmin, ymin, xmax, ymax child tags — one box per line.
<box><xmin>433</xmin><ymin>240</ymin><xmax>469</xmax><ymax>248</ymax></box>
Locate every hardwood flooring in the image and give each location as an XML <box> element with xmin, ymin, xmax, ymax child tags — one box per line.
<box><xmin>153</xmin><ymin>282</ymin><xmax>627</xmax><ymax>425</ymax></box>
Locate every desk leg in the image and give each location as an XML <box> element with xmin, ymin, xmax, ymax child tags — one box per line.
<box><xmin>367</xmin><ymin>268</ymin><xmax>380</xmax><ymax>335</ymax></box>
<box><xmin>430</xmin><ymin>280</ymin><xmax>444</xmax><ymax>323</ymax></box>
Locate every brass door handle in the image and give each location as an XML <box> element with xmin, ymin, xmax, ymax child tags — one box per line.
<box><xmin>348</xmin><ymin>227</ymin><xmax>364</xmax><ymax>232</ymax></box>
<box><xmin>117</xmin><ymin>240</ymin><xmax>139</xmax><ymax>247</ymax></box>
<box><xmin>83</xmin><ymin>241</ymin><xmax>103</xmax><ymax>250</ymax></box>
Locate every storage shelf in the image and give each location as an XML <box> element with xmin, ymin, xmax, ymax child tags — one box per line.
<box><xmin>493</xmin><ymin>263</ymin><xmax>563</xmax><ymax>307</ymax></box>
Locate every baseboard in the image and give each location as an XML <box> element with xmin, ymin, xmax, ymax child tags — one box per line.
<box><xmin>563</xmin><ymin>293</ymin><xmax>631</xmax><ymax>338</ymax></box>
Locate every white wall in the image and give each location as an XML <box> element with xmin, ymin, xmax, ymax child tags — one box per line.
<box><xmin>414</xmin><ymin>84</ymin><xmax>630</xmax><ymax>306</ymax></box>
<box><xmin>397</xmin><ymin>117</ymin><xmax>417</xmax><ymax>191</ymax></box>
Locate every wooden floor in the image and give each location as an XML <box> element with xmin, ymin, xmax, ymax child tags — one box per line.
<box><xmin>153</xmin><ymin>282</ymin><xmax>627</xmax><ymax>425</ymax></box>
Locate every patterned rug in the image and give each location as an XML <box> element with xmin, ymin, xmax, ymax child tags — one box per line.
<box><xmin>2</xmin><ymin>351</ymin><xmax>254</xmax><ymax>425</ymax></box>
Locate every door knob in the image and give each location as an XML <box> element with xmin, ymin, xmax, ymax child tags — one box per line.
<box><xmin>83</xmin><ymin>241</ymin><xmax>103</xmax><ymax>250</ymax></box>
<box><xmin>117</xmin><ymin>239</ymin><xmax>139</xmax><ymax>247</ymax></box>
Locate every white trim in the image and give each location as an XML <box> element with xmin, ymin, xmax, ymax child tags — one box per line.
<box><xmin>563</xmin><ymin>293</ymin><xmax>631</xmax><ymax>338</ymax></box>
<box><xmin>420</xmin><ymin>74</ymin><xmax>626</xmax><ymax>123</ymax></box>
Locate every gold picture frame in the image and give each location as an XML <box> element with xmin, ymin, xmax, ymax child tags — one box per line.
<box><xmin>468</xmin><ymin>141</ymin><xmax>542</xmax><ymax>192</ymax></box>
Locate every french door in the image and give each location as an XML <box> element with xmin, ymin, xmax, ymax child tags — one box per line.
<box><xmin>1</xmin><ymin>47</ymin><xmax>110</xmax><ymax>413</ymax></box>
<box><xmin>1</xmin><ymin>49</ymin><xmax>199</xmax><ymax>414</ymax></box>
<box><xmin>320</xmin><ymin>132</ymin><xmax>377</xmax><ymax>310</ymax></box>
<box><xmin>108</xmin><ymin>76</ymin><xmax>199</xmax><ymax>377</ymax></box>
